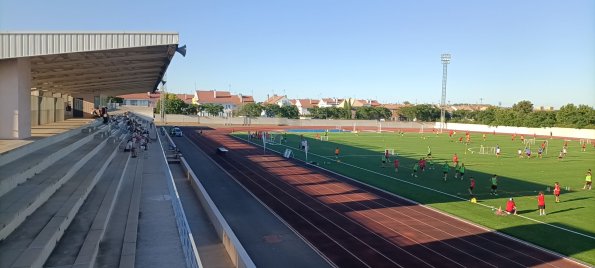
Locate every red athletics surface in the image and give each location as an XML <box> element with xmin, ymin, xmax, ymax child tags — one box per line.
<box><xmin>184</xmin><ymin>126</ymin><xmax>586</xmax><ymax>268</ymax></box>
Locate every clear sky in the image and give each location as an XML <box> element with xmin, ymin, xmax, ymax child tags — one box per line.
<box><xmin>1</xmin><ymin>0</ymin><xmax>594</xmax><ymax>108</ymax></box>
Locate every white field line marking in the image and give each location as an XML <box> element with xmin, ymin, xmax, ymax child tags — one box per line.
<box><xmin>234</xmin><ymin>135</ymin><xmax>593</xmax><ymax>267</ymax></box>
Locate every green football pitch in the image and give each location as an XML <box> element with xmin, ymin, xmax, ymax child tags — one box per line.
<box><xmin>233</xmin><ymin>130</ymin><xmax>595</xmax><ymax>264</ymax></box>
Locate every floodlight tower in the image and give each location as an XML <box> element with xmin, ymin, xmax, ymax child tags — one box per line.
<box><xmin>160</xmin><ymin>74</ymin><xmax>167</xmax><ymax>124</ymax></box>
<box><xmin>440</xmin><ymin>53</ymin><xmax>451</xmax><ymax>131</ymax></box>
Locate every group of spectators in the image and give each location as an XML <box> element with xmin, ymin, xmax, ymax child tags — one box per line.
<box><xmin>108</xmin><ymin>113</ymin><xmax>152</xmax><ymax>158</ymax></box>
<box><xmin>92</xmin><ymin>107</ymin><xmax>110</xmax><ymax>124</ymax></box>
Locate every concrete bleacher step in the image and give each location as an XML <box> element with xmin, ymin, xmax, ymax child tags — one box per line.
<box><xmin>0</xmin><ymin>124</ymin><xmax>108</xmax><ymax>198</ymax></box>
<box><xmin>94</xmin><ymin>154</ymin><xmax>144</xmax><ymax>268</ymax></box>
<box><xmin>43</xmin><ymin>150</ymin><xmax>130</xmax><ymax>268</ymax></box>
<box><xmin>0</xmin><ymin>131</ymin><xmax>110</xmax><ymax>242</ymax></box>
<box><xmin>0</xmin><ymin>120</ymin><xmax>101</xmax><ymax>167</ymax></box>
<box><xmin>0</xmin><ymin>138</ymin><xmax>121</xmax><ymax>268</ymax></box>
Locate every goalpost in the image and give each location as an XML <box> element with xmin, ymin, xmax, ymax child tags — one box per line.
<box><xmin>266</xmin><ymin>132</ymin><xmax>281</xmax><ymax>145</ymax></box>
<box><xmin>419</xmin><ymin>124</ymin><xmax>425</xmax><ymax>134</ymax></box>
<box><xmin>479</xmin><ymin>145</ymin><xmax>496</xmax><ymax>155</ymax></box>
<box><xmin>535</xmin><ymin>139</ymin><xmax>549</xmax><ymax>155</ymax></box>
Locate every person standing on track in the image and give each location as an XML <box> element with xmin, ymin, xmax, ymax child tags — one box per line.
<box><xmin>553</xmin><ymin>182</ymin><xmax>561</xmax><ymax>203</ymax></box>
<box><xmin>459</xmin><ymin>163</ymin><xmax>466</xmax><ymax>180</ymax></box>
<box><xmin>394</xmin><ymin>158</ymin><xmax>399</xmax><ymax>174</ymax></box>
<box><xmin>468</xmin><ymin>177</ymin><xmax>476</xmax><ymax>195</ymax></box>
<box><xmin>335</xmin><ymin>147</ymin><xmax>340</xmax><ymax>162</ymax></box>
<box><xmin>490</xmin><ymin>174</ymin><xmax>498</xmax><ymax>195</ymax></box>
<box><xmin>412</xmin><ymin>162</ymin><xmax>419</xmax><ymax>178</ymax></box>
<box><xmin>537</xmin><ymin>191</ymin><xmax>546</xmax><ymax>216</ymax></box>
<box><xmin>584</xmin><ymin>169</ymin><xmax>592</xmax><ymax>190</ymax></box>
<box><xmin>442</xmin><ymin>162</ymin><xmax>450</xmax><ymax>182</ymax></box>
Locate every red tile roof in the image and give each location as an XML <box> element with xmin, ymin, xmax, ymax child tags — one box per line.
<box><xmin>296</xmin><ymin>99</ymin><xmax>319</xmax><ymax>109</ymax></box>
<box><xmin>176</xmin><ymin>94</ymin><xmax>194</xmax><ymax>104</ymax></box>
<box><xmin>264</xmin><ymin>95</ymin><xmax>286</xmax><ymax>104</ymax></box>
<box><xmin>195</xmin><ymin>90</ymin><xmax>254</xmax><ymax>105</ymax></box>
<box><xmin>118</xmin><ymin>92</ymin><xmax>160</xmax><ymax>100</ymax></box>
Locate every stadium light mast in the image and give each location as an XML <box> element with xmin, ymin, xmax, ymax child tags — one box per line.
<box><xmin>160</xmin><ymin>74</ymin><xmax>167</xmax><ymax>124</ymax></box>
<box><xmin>440</xmin><ymin>53</ymin><xmax>451</xmax><ymax>131</ymax></box>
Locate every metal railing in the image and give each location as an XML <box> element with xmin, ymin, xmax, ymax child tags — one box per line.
<box><xmin>157</xmin><ymin>126</ymin><xmax>203</xmax><ymax>268</ymax></box>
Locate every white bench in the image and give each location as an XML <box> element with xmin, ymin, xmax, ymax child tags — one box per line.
<box><xmin>216</xmin><ymin>147</ymin><xmax>228</xmax><ymax>155</ymax></box>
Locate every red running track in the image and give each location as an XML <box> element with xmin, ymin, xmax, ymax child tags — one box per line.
<box><xmin>185</xmin><ymin>128</ymin><xmax>586</xmax><ymax>268</ymax></box>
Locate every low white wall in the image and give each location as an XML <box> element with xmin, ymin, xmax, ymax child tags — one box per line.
<box><xmin>180</xmin><ymin>157</ymin><xmax>255</xmax><ymax>268</ymax></box>
<box><xmin>154</xmin><ymin>114</ymin><xmax>427</xmax><ymax>129</ymax></box>
<box><xmin>436</xmin><ymin>122</ymin><xmax>595</xmax><ymax>140</ymax></box>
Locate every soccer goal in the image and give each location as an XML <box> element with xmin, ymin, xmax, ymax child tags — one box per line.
<box><xmin>479</xmin><ymin>145</ymin><xmax>496</xmax><ymax>155</ymax></box>
<box><xmin>419</xmin><ymin>124</ymin><xmax>425</xmax><ymax>134</ymax></box>
<box><xmin>580</xmin><ymin>139</ymin><xmax>591</xmax><ymax>145</ymax></box>
<box><xmin>523</xmin><ymin>138</ymin><xmax>536</xmax><ymax>146</ymax></box>
<box><xmin>320</xmin><ymin>135</ymin><xmax>329</xmax><ymax>141</ymax></box>
<box><xmin>266</xmin><ymin>133</ymin><xmax>280</xmax><ymax>145</ymax></box>
<box><xmin>385</xmin><ymin>149</ymin><xmax>396</xmax><ymax>156</ymax></box>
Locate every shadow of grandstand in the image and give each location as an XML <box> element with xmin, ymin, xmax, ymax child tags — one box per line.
<box><xmin>181</xmin><ymin>126</ymin><xmax>595</xmax><ymax>264</ymax></box>
<box><xmin>399</xmin><ymin>222</ymin><xmax>594</xmax><ymax>266</ymax></box>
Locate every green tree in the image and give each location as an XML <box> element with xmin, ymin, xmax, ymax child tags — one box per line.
<box><xmin>375</xmin><ymin>107</ymin><xmax>392</xmax><ymax>120</ymax></box>
<box><xmin>182</xmin><ymin>104</ymin><xmax>199</xmax><ymax>115</ymax></box>
<box><xmin>279</xmin><ymin>105</ymin><xmax>299</xmax><ymax>119</ymax></box>
<box><xmin>398</xmin><ymin>106</ymin><xmax>417</xmax><ymax>121</ymax></box>
<box><xmin>512</xmin><ymin>100</ymin><xmax>534</xmax><ymax>114</ymax></box>
<box><xmin>262</xmin><ymin>103</ymin><xmax>282</xmax><ymax>117</ymax></box>
<box><xmin>575</xmin><ymin>105</ymin><xmax>595</xmax><ymax>129</ymax></box>
<box><xmin>238</xmin><ymin>103</ymin><xmax>263</xmax><ymax>117</ymax></box>
<box><xmin>107</xmin><ymin>96</ymin><xmax>124</xmax><ymax>103</ymax></box>
<box><xmin>155</xmin><ymin>93</ymin><xmax>188</xmax><ymax>114</ymax></box>
<box><xmin>201</xmin><ymin>103</ymin><xmax>224</xmax><ymax>116</ymax></box>
<box><xmin>308</xmin><ymin>107</ymin><xmax>325</xmax><ymax>119</ymax></box>
<box><xmin>494</xmin><ymin>108</ymin><xmax>521</xmax><ymax>126</ymax></box>
<box><xmin>556</xmin><ymin>104</ymin><xmax>578</xmax><ymax>127</ymax></box>
<box><xmin>476</xmin><ymin>107</ymin><xmax>497</xmax><ymax>125</ymax></box>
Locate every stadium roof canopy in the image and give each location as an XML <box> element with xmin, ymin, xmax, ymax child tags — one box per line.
<box><xmin>0</xmin><ymin>32</ymin><xmax>180</xmax><ymax>95</ymax></box>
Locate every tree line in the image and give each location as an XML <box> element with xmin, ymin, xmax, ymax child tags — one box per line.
<box><xmin>150</xmin><ymin>95</ymin><xmax>594</xmax><ymax>128</ymax></box>
<box><xmin>403</xmin><ymin>100</ymin><xmax>594</xmax><ymax>129</ymax></box>
<box><xmin>154</xmin><ymin>94</ymin><xmax>225</xmax><ymax>116</ymax></box>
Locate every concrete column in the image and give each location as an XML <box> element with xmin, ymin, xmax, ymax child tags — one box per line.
<box><xmin>0</xmin><ymin>59</ymin><xmax>31</xmax><ymax>139</ymax></box>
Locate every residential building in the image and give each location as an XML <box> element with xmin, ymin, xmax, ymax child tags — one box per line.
<box><xmin>192</xmin><ymin>90</ymin><xmax>254</xmax><ymax>116</ymax></box>
<box><xmin>263</xmin><ymin>94</ymin><xmax>291</xmax><ymax>106</ymax></box>
<box><xmin>337</xmin><ymin>98</ymin><xmax>381</xmax><ymax>108</ymax></box>
<box><xmin>118</xmin><ymin>92</ymin><xmax>160</xmax><ymax>107</ymax></box>
<box><xmin>294</xmin><ymin>99</ymin><xmax>319</xmax><ymax>115</ymax></box>
<box><xmin>318</xmin><ymin>98</ymin><xmax>343</xmax><ymax>108</ymax></box>
<box><xmin>118</xmin><ymin>92</ymin><xmax>195</xmax><ymax>107</ymax></box>
<box><xmin>381</xmin><ymin>103</ymin><xmax>410</xmax><ymax>121</ymax></box>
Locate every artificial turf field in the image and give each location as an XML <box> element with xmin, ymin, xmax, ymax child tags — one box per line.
<box><xmin>233</xmin><ymin>130</ymin><xmax>595</xmax><ymax>265</ymax></box>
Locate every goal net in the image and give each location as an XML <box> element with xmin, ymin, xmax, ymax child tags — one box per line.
<box><xmin>580</xmin><ymin>139</ymin><xmax>591</xmax><ymax>145</ymax></box>
<box><xmin>320</xmin><ymin>135</ymin><xmax>329</xmax><ymax>141</ymax></box>
<box><xmin>385</xmin><ymin>149</ymin><xmax>396</xmax><ymax>156</ymax></box>
<box><xmin>523</xmin><ymin>138</ymin><xmax>536</xmax><ymax>146</ymax></box>
<box><xmin>266</xmin><ymin>133</ymin><xmax>280</xmax><ymax>145</ymax></box>
<box><xmin>479</xmin><ymin>146</ymin><xmax>496</xmax><ymax>155</ymax></box>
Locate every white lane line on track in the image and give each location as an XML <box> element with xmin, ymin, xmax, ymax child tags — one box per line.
<box><xmin>236</xmin><ymin>135</ymin><xmax>591</xmax><ymax>268</ymax></box>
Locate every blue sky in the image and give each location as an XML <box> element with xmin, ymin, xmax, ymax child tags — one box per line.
<box><xmin>1</xmin><ymin>0</ymin><xmax>593</xmax><ymax>108</ymax></box>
